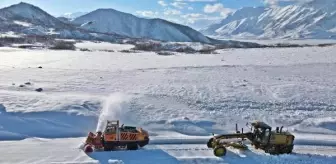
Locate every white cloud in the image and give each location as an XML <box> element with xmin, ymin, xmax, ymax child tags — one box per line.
<box><xmin>263</xmin><ymin>0</ymin><xmax>312</xmax><ymax>7</ymax></box>
<box><xmin>183</xmin><ymin>13</ymin><xmax>203</xmax><ymax>23</ymax></box>
<box><xmin>181</xmin><ymin>13</ymin><xmax>222</xmax><ymax>29</ymax></box>
<box><xmin>204</xmin><ymin>3</ymin><xmax>234</xmax><ymax>17</ymax></box>
<box><xmin>175</xmin><ymin>0</ymin><xmax>217</xmax><ymax>2</ymax></box>
<box><xmin>204</xmin><ymin>3</ymin><xmax>223</xmax><ymax>13</ymax></box>
<box><xmin>164</xmin><ymin>9</ymin><xmax>182</xmax><ymax>15</ymax></box>
<box><xmin>182</xmin><ymin>13</ymin><xmax>220</xmax><ymax>22</ymax></box>
<box><xmin>264</xmin><ymin>0</ymin><xmax>278</xmax><ymax>7</ymax></box>
<box><xmin>158</xmin><ymin>1</ymin><xmax>168</xmax><ymax>7</ymax></box>
<box><xmin>183</xmin><ymin>13</ymin><xmax>203</xmax><ymax>19</ymax></box>
<box><xmin>135</xmin><ymin>10</ymin><xmax>159</xmax><ymax>17</ymax></box>
<box><xmin>188</xmin><ymin>7</ymin><xmax>194</xmax><ymax>10</ymax></box>
<box><xmin>171</xmin><ymin>2</ymin><xmax>187</xmax><ymax>9</ymax></box>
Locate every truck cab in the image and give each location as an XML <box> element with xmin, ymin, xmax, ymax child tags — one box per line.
<box><xmin>101</xmin><ymin>120</ymin><xmax>150</xmax><ymax>151</ymax></box>
<box><xmin>103</xmin><ymin>120</ymin><xmax>119</xmax><ymax>141</ymax></box>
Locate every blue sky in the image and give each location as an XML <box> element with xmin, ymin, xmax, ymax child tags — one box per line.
<box><xmin>0</xmin><ymin>0</ymin><xmax>297</xmax><ymax>29</ymax></box>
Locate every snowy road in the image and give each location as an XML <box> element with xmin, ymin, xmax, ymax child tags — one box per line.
<box><xmin>0</xmin><ymin>137</ymin><xmax>335</xmax><ymax>164</ymax></box>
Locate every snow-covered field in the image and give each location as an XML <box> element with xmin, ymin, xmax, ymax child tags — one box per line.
<box><xmin>229</xmin><ymin>39</ymin><xmax>336</xmax><ymax>46</ymax></box>
<box><xmin>0</xmin><ymin>43</ymin><xmax>335</xmax><ymax>163</ymax></box>
<box><xmin>75</xmin><ymin>41</ymin><xmax>134</xmax><ymax>51</ymax></box>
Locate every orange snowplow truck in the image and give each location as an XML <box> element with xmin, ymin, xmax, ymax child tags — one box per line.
<box><xmin>84</xmin><ymin>120</ymin><xmax>149</xmax><ymax>153</ymax></box>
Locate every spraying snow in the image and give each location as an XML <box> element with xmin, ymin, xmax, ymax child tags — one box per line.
<box><xmin>96</xmin><ymin>93</ymin><xmax>132</xmax><ymax>132</ymax></box>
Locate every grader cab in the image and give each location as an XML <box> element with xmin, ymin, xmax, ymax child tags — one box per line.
<box><xmin>207</xmin><ymin>121</ymin><xmax>295</xmax><ymax>157</ymax></box>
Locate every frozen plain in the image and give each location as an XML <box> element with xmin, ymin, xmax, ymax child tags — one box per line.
<box><xmin>0</xmin><ymin>42</ymin><xmax>336</xmax><ymax>163</ymax></box>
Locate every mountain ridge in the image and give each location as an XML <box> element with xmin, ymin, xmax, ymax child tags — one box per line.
<box><xmin>0</xmin><ymin>2</ymin><xmax>69</xmax><ymax>28</ymax></box>
<box><xmin>0</xmin><ymin>2</ymin><xmax>214</xmax><ymax>43</ymax></box>
<box><xmin>72</xmin><ymin>8</ymin><xmax>213</xmax><ymax>43</ymax></box>
<box><xmin>201</xmin><ymin>0</ymin><xmax>336</xmax><ymax>39</ymax></box>
<box><xmin>0</xmin><ymin>2</ymin><xmax>128</xmax><ymax>42</ymax></box>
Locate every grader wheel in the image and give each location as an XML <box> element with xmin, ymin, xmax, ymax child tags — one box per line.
<box><xmin>214</xmin><ymin>146</ymin><xmax>227</xmax><ymax>157</ymax></box>
<box><xmin>285</xmin><ymin>145</ymin><xmax>294</xmax><ymax>154</ymax></box>
<box><xmin>207</xmin><ymin>138</ymin><xmax>214</xmax><ymax>148</ymax></box>
<box><xmin>265</xmin><ymin>146</ymin><xmax>280</xmax><ymax>155</ymax></box>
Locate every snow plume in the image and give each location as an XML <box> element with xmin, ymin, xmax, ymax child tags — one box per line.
<box><xmin>96</xmin><ymin>93</ymin><xmax>132</xmax><ymax>132</ymax></box>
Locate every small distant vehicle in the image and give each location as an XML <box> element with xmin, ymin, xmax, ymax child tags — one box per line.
<box><xmin>84</xmin><ymin>120</ymin><xmax>149</xmax><ymax>153</ymax></box>
<box><xmin>207</xmin><ymin>121</ymin><xmax>295</xmax><ymax>157</ymax></box>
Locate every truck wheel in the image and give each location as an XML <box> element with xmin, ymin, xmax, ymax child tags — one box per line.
<box><xmin>254</xmin><ymin>143</ymin><xmax>260</xmax><ymax>149</ymax></box>
<box><xmin>265</xmin><ymin>146</ymin><xmax>278</xmax><ymax>155</ymax></box>
<box><xmin>214</xmin><ymin>146</ymin><xmax>226</xmax><ymax>157</ymax></box>
<box><xmin>103</xmin><ymin>142</ymin><xmax>116</xmax><ymax>151</ymax></box>
<box><xmin>139</xmin><ymin>136</ymin><xmax>149</xmax><ymax>147</ymax></box>
<box><xmin>84</xmin><ymin>145</ymin><xmax>94</xmax><ymax>153</ymax></box>
<box><xmin>285</xmin><ymin>145</ymin><xmax>293</xmax><ymax>154</ymax></box>
<box><xmin>104</xmin><ymin>145</ymin><xmax>115</xmax><ymax>151</ymax></box>
<box><xmin>127</xmin><ymin>143</ymin><xmax>139</xmax><ymax>150</ymax></box>
<box><xmin>207</xmin><ymin>138</ymin><xmax>214</xmax><ymax>148</ymax></box>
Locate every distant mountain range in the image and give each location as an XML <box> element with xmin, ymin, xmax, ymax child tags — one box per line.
<box><xmin>1</xmin><ymin>1</ymin><xmax>334</xmax><ymax>44</ymax></box>
<box><xmin>0</xmin><ymin>2</ymin><xmax>125</xmax><ymax>42</ymax></box>
<box><xmin>0</xmin><ymin>2</ymin><xmax>214</xmax><ymax>43</ymax></box>
<box><xmin>201</xmin><ymin>0</ymin><xmax>336</xmax><ymax>39</ymax></box>
<box><xmin>72</xmin><ymin>9</ymin><xmax>213</xmax><ymax>43</ymax></box>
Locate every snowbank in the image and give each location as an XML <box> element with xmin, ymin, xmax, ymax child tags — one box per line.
<box><xmin>0</xmin><ymin>92</ymin><xmax>102</xmax><ymax>140</ymax></box>
<box><xmin>75</xmin><ymin>41</ymin><xmax>134</xmax><ymax>51</ymax></box>
<box><xmin>291</xmin><ymin>117</ymin><xmax>336</xmax><ymax>134</ymax></box>
<box><xmin>1</xmin><ymin>137</ymin><xmax>335</xmax><ymax>164</ymax></box>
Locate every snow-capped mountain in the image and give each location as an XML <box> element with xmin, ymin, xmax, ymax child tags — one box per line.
<box><xmin>0</xmin><ymin>2</ymin><xmax>260</xmax><ymax>46</ymax></box>
<box><xmin>201</xmin><ymin>0</ymin><xmax>336</xmax><ymax>39</ymax></box>
<box><xmin>0</xmin><ymin>2</ymin><xmax>65</xmax><ymax>35</ymax></box>
<box><xmin>0</xmin><ymin>2</ymin><xmax>125</xmax><ymax>41</ymax></box>
<box><xmin>0</xmin><ymin>2</ymin><xmax>215</xmax><ymax>43</ymax></box>
<box><xmin>72</xmin><ymin>9</ymin><xmax>213</xmax><ymax>43</ymax></box>
<box><xmin>0</xmin><ymin>2</ymin><xmax>68</xmax><ymax>28</ymax></box>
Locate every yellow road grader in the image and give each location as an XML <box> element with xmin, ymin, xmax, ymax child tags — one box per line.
<box><xmin>207</xmin><ymin>121</ymin><xmax>295</xmax><ymax>157</ymax></box>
